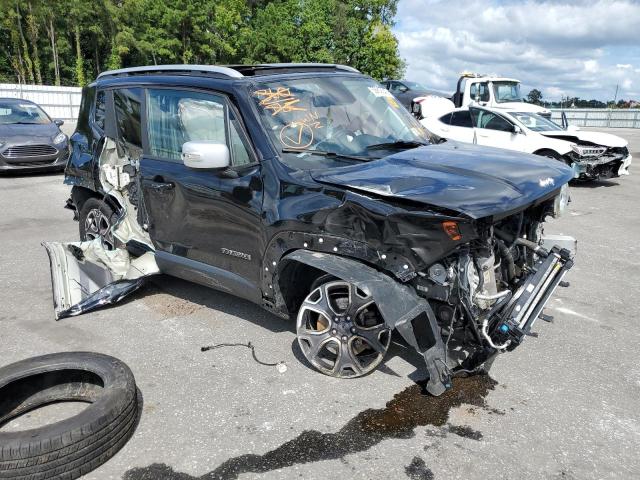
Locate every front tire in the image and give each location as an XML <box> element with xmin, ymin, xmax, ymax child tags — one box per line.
<box><xmin>78</xmin><ymin>197</ymin><xmax>118</xmax><ymax>250</ymax></box>
<box><xmin>296</xmin><ymin>276</ymin><xmax>391</xmax><ymax>378</ymax></box>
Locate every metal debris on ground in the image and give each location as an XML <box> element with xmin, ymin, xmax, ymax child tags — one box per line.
<box><xmin>201</xmin><ymin>342</ymin><xmax>286</xmax><ymax>372</ymax></box>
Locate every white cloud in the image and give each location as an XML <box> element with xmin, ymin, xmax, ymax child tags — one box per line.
<box><xmin>394</xmin><ymin>0</ymin><xmax>640</xmax><ymax>100</ymax></box>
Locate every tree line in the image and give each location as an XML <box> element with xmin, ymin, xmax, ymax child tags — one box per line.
<box><xmin>526</xmin><ymin>88</ymin><xmax>637</xmax><ymax>109</ymax></box>
<box><xmin>0</xmin><ymin>0</ymin><xmax>405</xmax><ymax>87</ymax></box>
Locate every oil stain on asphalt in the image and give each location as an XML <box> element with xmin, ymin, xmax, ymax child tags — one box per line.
<box><xmin>123</xmin><ymin>375</ymin><xmax>497</xmax><ymax>480</ymax></box>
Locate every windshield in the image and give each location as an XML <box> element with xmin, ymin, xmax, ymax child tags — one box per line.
<box><xmin>251</xmin><ymin>75</ymin><xmax>429</xmax><ymax>169</ymax></box>
<box><xmin>510</xmin><ymin>112</ymin><xmax>563</xmax><ymax>132</ymax></box>
<box><xmin>492</xmin><ymin>82</ymin><xmax>522</xmax><ymax>103</ymax></box>
<box><xmin>0</xmin><ymin>101</ymin><xmax>50</xmax><ymax>125</ymax></box>
<box><xmin>404</xmin><ymin>81</ymin><xmax>428</xmax><ymax>90</ymax></box>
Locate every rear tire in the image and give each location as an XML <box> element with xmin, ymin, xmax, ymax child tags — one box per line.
<box><xmin>78</xmin><ymin>197</ymin><xmax>118</xmax><ymax>250</ymax></box>
<box><xmin>0</xmin><ymin>352</ymin><xmax>139</xmax><ymax>480</ymax></box>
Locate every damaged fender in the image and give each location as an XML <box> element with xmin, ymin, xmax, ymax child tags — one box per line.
<box><xmin>281</xmin><ymin>250</ymin><xmax>450</xmax><ymax>395</ymax></box>
<box><xmin>43</xmin><ymin>239</ymin><xmax>159</xmax><ymax>320</ymax></box>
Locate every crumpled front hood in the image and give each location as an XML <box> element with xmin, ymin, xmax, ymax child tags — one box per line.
<box><xmin>539</xmin><ymin>129</ymin><xmax>628</xmax><ymax>148</ymax></box>
<box><xmin>311</xmin><ymin>142</ymin><xmax>573</xmax><ymax>219</ymax></box>
<box><xmin>0</xmin><ymin>122</ymin><xmax>59</xmax><ymax>143</ymax></box>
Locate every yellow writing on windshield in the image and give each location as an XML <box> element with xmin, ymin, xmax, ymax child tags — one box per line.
<box><xmin>253</xmin><ymin>87</ymin><xmax>306</xmax><ymax>116</ymax></box>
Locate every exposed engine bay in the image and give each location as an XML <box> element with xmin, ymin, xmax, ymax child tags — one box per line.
<box><xmin>413</xmin><ymin>206</ymin><xmax>575</xmax><ymax>376</ymax></box>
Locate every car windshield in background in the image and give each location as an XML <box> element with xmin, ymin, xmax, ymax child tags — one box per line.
<box><xmin>511</xmin><ymin>112</ymin><xmax>563</xmax><ymax>132</ymax></box>
<box><xmin>493</xmin><ymin>82</ymin><xmax>522</xmax><ymax>103</ymax></box>
<box><xmin>404</xmin><ymin>81</ymin><xmax>428</xmax><ymax>90</ymax></box>
<box><xmin>0</xmin><ymin>101</ymin><xmax>50</xmax><ymax>125</ymax></box>
<box><xmin>251</xmin><ymin>76</ymin><xmax>428</xmax><ymax>169</ymax></box>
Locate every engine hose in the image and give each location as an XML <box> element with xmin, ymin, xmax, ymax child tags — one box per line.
<box><xmin>460</xmin><ymin>300</ymin><xmax>483</xmax><ymax>345</ymax></box>
<box><xmin>496</xmin><ymin>240</ymin><xmax>516</xmax><ymax>281</ymax></box>
<box><xmin>495</xmin><ymin>228</ymin><xmax>549</xmax><ymax>258</ymax></box>
<box><xmin>482</xmin><ymin>319</ymin><xmax>511</xmax><ymax>350</ymax></box>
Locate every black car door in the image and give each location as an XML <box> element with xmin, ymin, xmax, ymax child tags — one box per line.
<box><xmin>136</xmin><ymin>87</ymin><xmax>264</xmax><ymax>301</ymax></box>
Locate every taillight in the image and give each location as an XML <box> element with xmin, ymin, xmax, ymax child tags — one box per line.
<box><xmin>442</xmin><ymin>221</ymin><xmax>462</xmax><ymax>241</ymax></box>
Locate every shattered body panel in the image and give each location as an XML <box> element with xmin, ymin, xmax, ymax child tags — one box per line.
<box><xmin>43</xmin><ymin>240</ymin><xmax>159</xmax><ymax>320</ymax></box>
<box><xmin>47</xmin><ymin>67</ymin><xmax>577</xmax><ymax>394</ymax></box>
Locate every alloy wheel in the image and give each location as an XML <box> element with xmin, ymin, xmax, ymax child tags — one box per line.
<box><xmin>296</xmin><ymin>280</ymin><xmax>391</xmax><ymax>378</ymax></box>
<box><xmin>84</xmin><ymin>208</ymin><xmax>115</xmax><ymax>250</ymax></box>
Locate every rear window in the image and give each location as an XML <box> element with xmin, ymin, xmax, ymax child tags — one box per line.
<box><xmin>450</xmin><ymin>111</ymin><xmax>472</xmax><ymax>128</ymax></box>
<box><xmin>439</xmin><ymin>113</ymin><xmax>451</xmax><ymax>124</ymax></box>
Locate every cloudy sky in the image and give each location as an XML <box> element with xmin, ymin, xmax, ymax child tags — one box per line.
<box><xmin>394</xmin><ymin>0</ymin><xmax>640</xmax><ymax>102</ymax></box>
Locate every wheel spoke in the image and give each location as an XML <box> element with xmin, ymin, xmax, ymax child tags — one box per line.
<box><xmin>300</xmin><ymin>287</ymin><xmax>334</xmax><ymax>320</ymax></box>
<box><xmin>297</xmin><ymin>332</ymin><xmax>328</xmax><ymax>358</ymax></box>
<box><xmin>356</xmin><ymin>325</ymin><xmax>390</xmax><ymax>354</ymax></box>
<box><xmin>333</xmin><ymin>343</ymin><xmax>362</xmax><ymax>375</ymax></box>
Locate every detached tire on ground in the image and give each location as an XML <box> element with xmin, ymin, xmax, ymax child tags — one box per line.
<box><xmin>0</xmin><ymin>352</ymin><xmax>139</xmax><ymax>479</ymax></box>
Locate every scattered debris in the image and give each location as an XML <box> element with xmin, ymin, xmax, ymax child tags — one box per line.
<box><xmin>201</xmin><ymin>342</ymin><xmax>286</xmax><ymax>371</ymax></box>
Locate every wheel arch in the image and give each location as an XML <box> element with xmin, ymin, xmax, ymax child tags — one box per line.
<box><xmin>71</xmin><ymin>185</ymin><xmax>121</xmax><ymax>215</ymax></box>
<box><xmin>276</xmin><ymin>249</ymin><xmax>450</xmax><ymax>395</ymax></box>
<box><xmin>533</xmin><ymin>148</ymin><xmax>562</xmax><ymax>159</ymax></box>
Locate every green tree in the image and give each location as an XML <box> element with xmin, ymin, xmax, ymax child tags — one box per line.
<box><xmin>527</xmin><ymin>88</ymin><xmax>543</xmax><ymax>105</ymax></box>
<box><xmin>0</xmin><ymin>0</ymin><xmax>405</xmax><ymax>86</ymax></box>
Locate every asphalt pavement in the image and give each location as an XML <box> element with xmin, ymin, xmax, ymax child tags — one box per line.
<box><xmin>0</xmin><ymin>128</ymin><xmax>638</xmax><ymax>480</ymax></box>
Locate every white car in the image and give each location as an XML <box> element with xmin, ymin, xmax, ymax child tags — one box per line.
<box><xmin>420</xmin><ymin>103</ymin><xmax>632</xmax><ymax>180</ymax></box>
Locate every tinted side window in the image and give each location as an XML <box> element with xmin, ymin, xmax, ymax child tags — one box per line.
<box><xmin>439</xmin><ymin>113</ymin><xmax>451</xmax><ymax>125</ymax></box>
<box><xmin>450</xmin><ymin>111</ymin><xmax>472</xmax><ymax>128</ymax></box>
<box><xmin>94</xmin><ymin>90</ymin><xmax>106</xmax><ymax>130</ymax></box>
<box><xmin>114</xmin><ymin>88</ymin><xmax>143</xmax><ymax>160</ymax></box>
<box><xmin>146</xmin><ymin>88</ymin><xmax>251</xmax><ymax>166</ymax></box>
<box><xmin>473</xmin><ymin>109</ymin><xmax>513</xmax><ymax>132</ymax></box>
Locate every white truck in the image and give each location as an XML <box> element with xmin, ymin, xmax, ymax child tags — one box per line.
<box><xmin>412</xmin><ymin>72</ymin><xmax>552</xmax><ymax>119</ymax></box>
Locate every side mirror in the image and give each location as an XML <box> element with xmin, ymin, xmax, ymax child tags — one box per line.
<box><xmin>398</xmin><ymin>86</ymin><xmax>409</xmax><ymax>93</ymax></box>
<box><xmin>512</xmin><ymin>125</ymin><xmax>523</xmax><ymax>135</ymax></box>
<box><xmin>54</xmin><ymin>119</ymin><xmax>64</xmax><ymax>127</ymax></box>
<box><xmin>182</xmin><ymin>141</ymin><xmax>230</xmax><ymax>170</ymax></box>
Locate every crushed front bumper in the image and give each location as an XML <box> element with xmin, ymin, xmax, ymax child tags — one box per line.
<box><xmin>572</xmin><ymin>153</ymin><xmax>632</xmax><ymax>179</ymax></box>
<box><xmin>488</xmin><ymin>246</ymin><xmax>574</xmax><ymax>348</ymax></box>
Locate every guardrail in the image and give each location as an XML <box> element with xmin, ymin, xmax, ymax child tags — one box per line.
<box><xmin>0</xmin><ymin>83</ymin><xmax>82</xmax><ymax>121</ymax></box>
<box><xmin>550</xmin><ymin>108</ymin><xmax>640</xmax><ymax>129</ymax></box>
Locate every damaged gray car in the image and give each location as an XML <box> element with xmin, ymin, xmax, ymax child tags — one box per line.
<box><xmin>45</xmin><ymin>64</ymin><xmax>576</xmax><ymax>395</ymax></box>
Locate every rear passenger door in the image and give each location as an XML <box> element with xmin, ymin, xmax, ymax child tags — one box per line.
<box><xmin>135</xmin><ymin>88</ymin><xmax>264</xmax><ymax>299</ymax></box>
<box><xmin>437</xmin><ymin>110</ymin><xmax>475</xmax><ymax>143</ymax></box>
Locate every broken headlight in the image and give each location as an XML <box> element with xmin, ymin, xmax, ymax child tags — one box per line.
<box><xmin>570</xmin><ymin>144</ymin><xmax>606</xmax><ymax>157</ymax></box>
<box><xmin>552</xmin><ymin>183</ymin><xmax>569</xmax><ymax>218</ymax></box>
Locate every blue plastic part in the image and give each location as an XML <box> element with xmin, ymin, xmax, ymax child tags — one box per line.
<box><xmin>499</xmin><ymin>324</ymin><xmax>509</xmax><ymax>333</ymax></box>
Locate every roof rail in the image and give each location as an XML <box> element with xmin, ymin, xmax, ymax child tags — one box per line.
<box><xmin>97</xmin><ymin>64</ymin><xmax>244</xmax><ymax>80</ymax></box>
<box><xmin>227</xmin><ymin>63</ymin><xmax>360</xmax><ymax>76</ymax></box>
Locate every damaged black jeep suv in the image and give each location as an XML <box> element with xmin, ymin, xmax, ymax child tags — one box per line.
<box><xmin>47</xmin><ymin>64</ymin><xmax>575</xmax><ymax>395</ymax></box>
